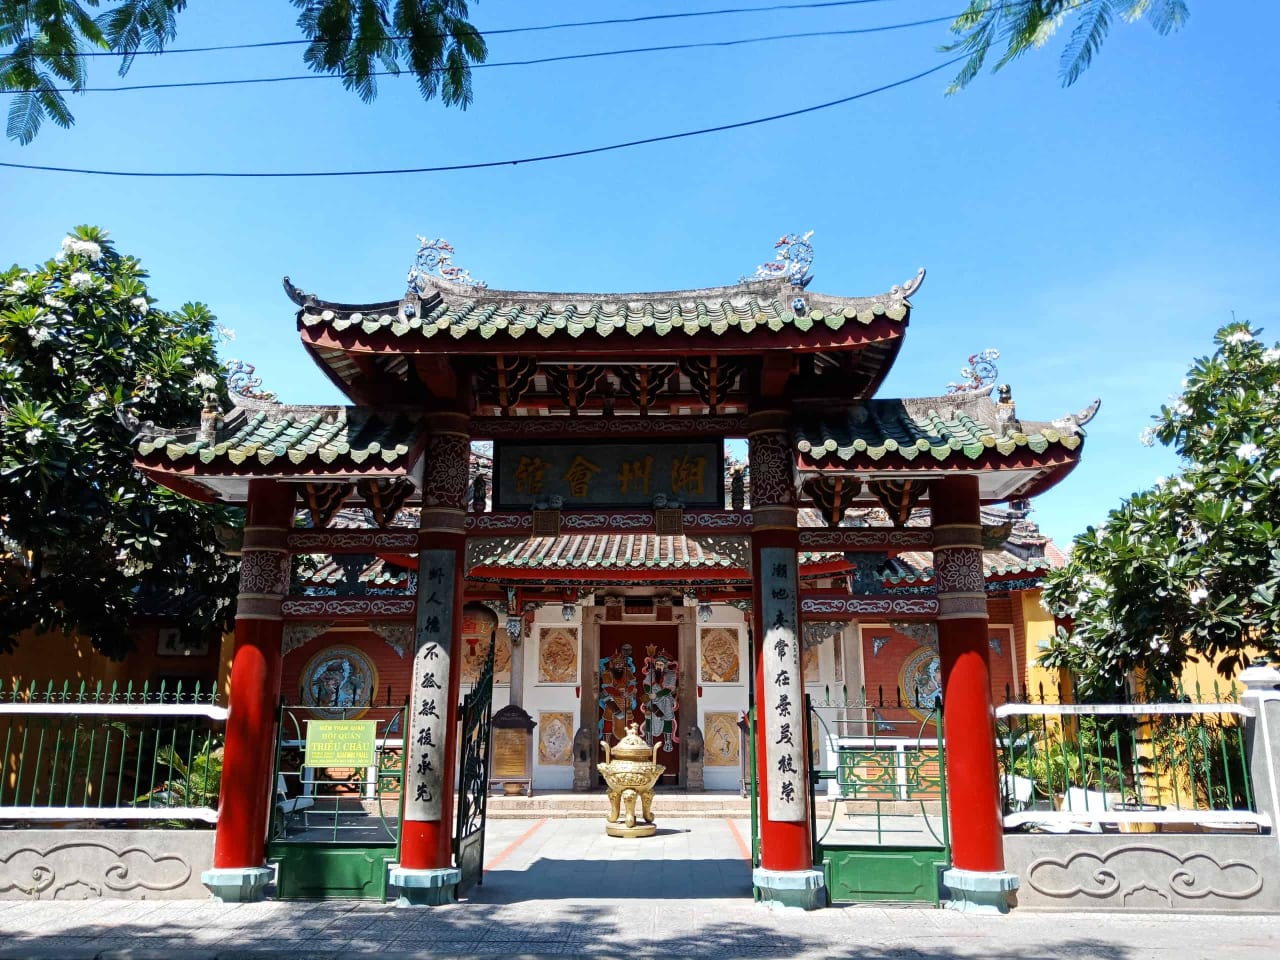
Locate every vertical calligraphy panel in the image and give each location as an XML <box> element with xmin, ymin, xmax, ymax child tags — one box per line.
<box><xmin>404</xmin><ymin>548</ymin><xmax>455</xmax><ymax>822</ymax></box>
<box><xmin>760</xmin><ymin>546</ymin><xmax>805</xmax><ymax>823</ymax></box>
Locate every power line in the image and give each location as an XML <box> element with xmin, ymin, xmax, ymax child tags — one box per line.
<box><xmin>56</xmin><ymin>0</ymin><xmax>934</xmax><ymax>58</ymax></box>
<box><xmin>0</xmin><ymin>54</ymin><xmax>965</xmax><ymax>178</ymax></box>
<box><xmin>22</xmin><ymin>13</ymin><xmax>965</xmax><ymax>94</ymax></box>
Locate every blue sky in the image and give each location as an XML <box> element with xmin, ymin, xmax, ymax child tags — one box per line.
<box><xmin>3</xmin><ymin>1</ymin><xmax>1278</xmax><ymax>548</ymax></box>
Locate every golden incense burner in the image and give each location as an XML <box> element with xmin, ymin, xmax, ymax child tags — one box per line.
<box><xmin>598</xmin><ymin>723</ymin><xmax>663</xmax><ymax>838</ymax></box>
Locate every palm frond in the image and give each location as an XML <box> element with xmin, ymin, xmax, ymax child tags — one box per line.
<box><xmin>1060</xmin><ymin>0</ymin><xmax>1115</xmax><ymax>87</ymax></box>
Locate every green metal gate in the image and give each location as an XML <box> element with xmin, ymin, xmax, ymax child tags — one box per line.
<box><xmin>266</xmin><ymin>700</ymin><xmax>408</xmax><ymax>900</ymax></box>
<box><xmin>806</xmin><ymin>692</ymin><xmax>951</xmax><ymax>904</ymax></box>
<box><xmin>453</xmin><ymin>636</ymin><xmax>495</xmax><ymax>896</ymax></box>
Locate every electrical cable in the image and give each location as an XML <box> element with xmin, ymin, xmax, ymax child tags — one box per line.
<box><xmin>20</xmin><ymin>13</ymin><xmax>968</xmax><ymax>94</ymax></box>
<box><xmin>0</xmin><ymin>54</ymin><xmax>965</xmax><ymax>178</ymax></box>
<box><xmin>54</xmin><ymin>0</ymin><xmax>943</xmax><ymax>58</ymax></box>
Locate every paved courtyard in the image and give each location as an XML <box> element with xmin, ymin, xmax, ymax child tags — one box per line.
<box><xmin>0</xmin><ymin>818</ymin><xmax>1277</xmax><ymax>960</ymax></box>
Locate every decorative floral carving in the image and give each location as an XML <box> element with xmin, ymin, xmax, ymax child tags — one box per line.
<box><xmin>369</xmin><ymin>622</ymin><xmax>414</xmax><ymax>659</ymax></box>
<box><xmin>0</xmin><ymin>841</ymin><xmax>196</xmax><ymax>900</ymax></box>
<box><xmin>703</xmin><ymin>712</ymin><xmax>740</xmax><ymax>766</ymax></box>
<box><xmin>699</xmin><ymin>628</ymin><xmax>741</xmax><ymax>683</ymax></box>
<box><xmin>797</xmin><ymin>528</ymin><xmax>933</xmax><ymax>549</ymax></box>
<box><xmin>238</xmin><ymin>550</ymin><xmax>290</xmax><ymax>596</ymax></box>
<box><xmin>743</xmin><ymin>230</ymin><xmax>815</xmax><ymax>288</ymax></box>
<box><xmin>934</xmin><ymin>547</ymin><xmax>985</xmax><ymax>595</ymax></box>
<box><xmin>801</xmin><ymin>596</ymin><xmax>938</xmax><ymax>617</ymax></box>
<box><xmin>423</xmin><ymin>433</ymin><xmax>471</xmax><ymax>508</ymax></box>
<box><xmin>282</xmin><ymin>621</ymin><xmax>333</xmax><ymax>656</ymax></box>
<box><xmin>747</xmin><ymin>430</ymin><xmax>796</xmax><ymax>507</ymax></box>
<box><xmin>1026</xmin><ymin>846</ymin><xmax>1264</xmax><ymax>904</ymax></box>
<box><xmin>280</xmin><ymin>597</ymin><xmax>416</xmax><ymax>618</ymax></box>
<box><xmin>288</xmin><ymin>530</ymin><xmax>417</xmax><ymax>551</ymax></box>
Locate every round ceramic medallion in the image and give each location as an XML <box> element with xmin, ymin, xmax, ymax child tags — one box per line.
<box><xmin>899</xmin><ymin>645</ymin><xmax>942</xmax><ymax>720</ymax></box>
<box><xmin>300</xmin><ymin>644</ymin><xmax>379</xmax><ymax>718</ymax></box>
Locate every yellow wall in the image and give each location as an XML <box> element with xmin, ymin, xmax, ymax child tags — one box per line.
<box><xmin>0</xmin><ymin>625</ymin><xmax>229</xmax><ymax>696</ymax></box>
<box><xmin>1020</xmin><ymin>589</ymin><xmax>1073</xmax><ymax>704</ymax></box>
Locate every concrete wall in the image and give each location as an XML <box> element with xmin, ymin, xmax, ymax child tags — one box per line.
<box><xmin>0</xmin><ymin>829</ymin><xmax>214</xmax><ymax>900</ymax></box>
<box><xmin>1005</xmin><ymin>832</ymin><xmax>1280</xmax><ymax>912</ymax></box>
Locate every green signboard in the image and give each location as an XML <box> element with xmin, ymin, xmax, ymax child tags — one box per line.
<box><xmin>304</xmin><ymin>719</ymin><xmax>378</xmax><ymax>768</ymax></box>
<box><xmin>494</xmin><ymin>439</ymin><xmax>724</xmax><ymax>508</ymax></box>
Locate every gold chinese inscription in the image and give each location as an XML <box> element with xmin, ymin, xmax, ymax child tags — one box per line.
<box><xmin>562</xmin><ymin>455</ymin><xmax>601</xmax><ymax>497</ymax></box>
<box><xmin>493</xmin><ymin>728</ymin><xmax>530</xmax><ymax>778</ymax></box>
<box><xmin>670</xmin><ymin>455</ymin><xmax>707</xmax><ymax>497</ymax></box>
<box><xmin>514</xmin><ymin>456</ymin><xmax>550</xmax><ymax>495</ymax></box>
<box><xmin>617</xmin><ymin>456</ymin><xmax>654</xmax><ymax>496</ymax></box>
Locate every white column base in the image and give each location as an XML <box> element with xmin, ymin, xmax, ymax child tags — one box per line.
<box><xmin>942</xmin><ymin>867</ymin><xmax>1019</xmax><ymax>914</ymax></box>
<box><xmin>753</xmin><ymin>867</ymin><xmax>827</xmax><ymax>910</ymax></box>
<box><xmin>388</xmin><ymin>864</ymin><xmax>461</xmax><ymax>906</ymax></box>
<box><xmin>202</xmin><ymin>866</ymin><xmax>273</xmax><ymax>903</ymax></box>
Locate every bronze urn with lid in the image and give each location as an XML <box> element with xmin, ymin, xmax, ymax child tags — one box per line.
<box><xmin>597</xmin><ymin>723</ymin><xmax>664</xmax><ymax>838</ymax></box>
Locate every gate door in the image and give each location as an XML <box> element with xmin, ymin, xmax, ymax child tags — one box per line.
<box><xmin>807</xmin><ymin>692</ymin><xmax>951</xmax><ymax>904</ymax></box>
<box><xmin>454</xmin><ymin>635</ymin><xmax>496</xmax><ymax>896</ymax></box>
<box><xmin>266</xmin><ymin>700</ymin><xmax>408</xmax><ymax>900</ymax></box>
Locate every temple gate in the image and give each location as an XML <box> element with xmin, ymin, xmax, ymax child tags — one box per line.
<box><xmin>136</xmin><ymin>234</ymin><xmax>1096</xmax><ymax>910</ymax></box>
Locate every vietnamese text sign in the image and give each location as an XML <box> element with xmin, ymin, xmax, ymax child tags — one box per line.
<box><xmin>494</xmin><ymin>440</ymin><xmax>723</xmax><ymax>508</ymax></box>
<box><xmin>304</xmin><ymin>720</ymin><xmax>377</xmax><ymax>768</ymax></box>
<box><xmin>761</xmin><ymin>547</ymin><xmax>806</xmax><ymax>823</ymax></box>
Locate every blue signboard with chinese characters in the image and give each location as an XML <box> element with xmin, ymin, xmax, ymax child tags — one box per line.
<box><xmin>493</xmin><ymin>440</ymin><xmax>723</xmax><ymax>509</ymax></box>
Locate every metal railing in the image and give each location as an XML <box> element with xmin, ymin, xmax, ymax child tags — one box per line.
<box><xmin>997</xmin><ymin>686</ymin><xmax>1263</xmax><ymax>831</ymax></box>
<box><xmin>0</xmin><ymin>679</ymin><xmax>226</xmax><ymax>823</ymax></box>
<box><xmin>807</xmin><ymin>693</ymin><xmax>950</xmax><ymax>850</ymax></box>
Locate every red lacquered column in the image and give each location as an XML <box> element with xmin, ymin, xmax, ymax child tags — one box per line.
<box><xmin>748</xmin><ymin>409</ymin><xmax>825</xmax><ymax>909</ymax></box>
<box><xmin>392</xmin><ymin>412</ymin><xmax>470</xmax><ymax>905</ymax></box>
<box><xmin>932</xmin><ymin>475</ymin><xmax>1018</xmax><ymax>912</ymax></box>
<box><xmin>205</xmin><ymin>479</ymin><xmax>295</xmax><ymax>902</ymax></box>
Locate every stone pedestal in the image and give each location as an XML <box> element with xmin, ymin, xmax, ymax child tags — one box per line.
<box><xmin>752</xmin><ymin>867</ymin><xmax>827</xmax><ymax>910</ymax></box>
<box><xmin>388</xmin><ymin>865</ymin><xmax>460</xmax><ymax>906</ymax></box>
<box><xmin>202</xmin><ymin>866</ymin><xmax>273</xmax><ymax>903</ymax></box>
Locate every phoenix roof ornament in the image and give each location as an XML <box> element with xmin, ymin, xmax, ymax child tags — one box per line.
<box><xmin>743</xmin><ymin>230</ymin><xmax>815</xmax><ymax>288</ymax></box>
<box><xmin>407</xmin><ymin>235</ymin><xmax>487</xmax><ymax>292</ymax></box>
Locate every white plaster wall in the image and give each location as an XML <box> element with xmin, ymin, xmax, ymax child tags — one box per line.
<box><xmin>523</xmin><ymin>604</ymin><xmax>582</xmax><ymax>790</ymax></box>
<box><xmin>696</xmin><ymin>606</ymin><xmax>749</xmax><ymax>791</ymax></box>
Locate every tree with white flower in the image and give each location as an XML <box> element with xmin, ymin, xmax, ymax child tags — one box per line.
<box><xmin>1042</xmin><ymin>321</ymin><xmax>1280</xmax><ymax>696</ymax></box>
<box><xmin>1</xmin><ymin>227</ymin><xmax>240</xmax><ymax>659</ymax></box>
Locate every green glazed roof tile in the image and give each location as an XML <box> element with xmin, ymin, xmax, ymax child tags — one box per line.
<box><xmin>137</xmin><ymin>403</ymin><xmax>419</xmax><ymax>476</ymax></box>
<box><xmin>793</xmin><ymin>391</ymin><xmax>1099</xmax><ymax>467</ymax></box>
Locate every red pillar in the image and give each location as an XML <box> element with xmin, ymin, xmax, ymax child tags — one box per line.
<box><xmin>206</xmin><ymin>479</ymin><xmax>295</xmax><ymax>900</ymax></box>
<box><xmin>932</xmin><ymin>475</ymin><xmax>1016</xmax><ymax>911</ymax></box>
<box><xmin>748</xmin><ymin>409</ymin><xmax>824</xmax><ymax>909</ymax></box>
<box><xmin>393</xmin><ymin>413</ymin><xmax>470</xmax><ymax>904</ymax></box>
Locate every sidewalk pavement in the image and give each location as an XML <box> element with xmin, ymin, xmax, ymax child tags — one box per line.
<box><xmin>0</xmin><ymin>818</ymin><xmax>1276</xmax><ymax>960</ymax></box>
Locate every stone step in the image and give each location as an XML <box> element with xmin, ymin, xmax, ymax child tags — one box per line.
<box><xmin>483</xmin><ymin>792</ymin><xmax>942</xmax><ymax>819</ymax></box>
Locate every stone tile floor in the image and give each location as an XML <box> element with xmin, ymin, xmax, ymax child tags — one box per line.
<box><xmin>0</xmin><ymin>819</ymin><xmax>1276</xmax><ymax>960</ymax></box>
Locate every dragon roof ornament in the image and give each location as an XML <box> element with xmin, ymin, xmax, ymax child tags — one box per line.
<box><xmin>743</xmin><ymin>230</ymin><xmax>816</xmax><ymax>289</ymax></box>
<box><xmin>947</xmin><ymin>348</ymin><xmax>1000</xmax><ymax>393</ymax></box>
<box><xmin>407</xmin><ymin>235</ymin><xmax>487</xmax><ymax>293</ymax></box>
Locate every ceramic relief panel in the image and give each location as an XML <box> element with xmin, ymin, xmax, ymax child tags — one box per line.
<box><xmin>699</xmin><ymin>627</ymin><xmax>741</xmax><ymax>683</ymax></box>
<box><xmin>538</xmin><ymin>711</ymin><xmax>575</xmax><ymax>765</ymax></box>
<box><xmin>299</xmin><ymin>644</ymin><xmax>378</xmax><ymax>718</ymax></box>
<box><xmin>538</xmin><ymin>627</ymin><xmax>579</xmax><ymax>684</ymax></box>
<box><xmin>703</xmin><ymin>711</ymin><xmax>740</xmax><ymax>766</ymax></box>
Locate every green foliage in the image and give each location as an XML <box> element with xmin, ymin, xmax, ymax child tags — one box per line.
<box><xmin>944</xmin><ymin>0</ymin><xmax>1190</xmax><ymax>94</ymax></box>
<box><xmin>1042</xmin><ymin>321</ymin><xmax>1280</xmax><ymax>694</ymax></box>
<box><xmin>0</xmin><ymin>226</ymin><xmax>240</xmax><ymax>658</ymax></box>
<box><xmin>134</xmin><ymin>736</ymin><xmax>223</xmax><ymax>826</ymax></box>
<box><xmin>1</xmin><ymin>0</ymin><xmax>486</xmax><ymax>143</ymax></box>
<box><xmin>999</xmin><ymin>716</ymin><xmax>1123</xmax><ymax>802</ymax></box>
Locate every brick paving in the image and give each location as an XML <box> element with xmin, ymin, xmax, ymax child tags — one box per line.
<box><xmin>0</xmin><ymin>818</ymin><xmax>1276</xmax><ymax>959</ymax></box>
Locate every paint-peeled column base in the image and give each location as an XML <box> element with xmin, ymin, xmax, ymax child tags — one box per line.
<box><xmin>202</xmin><ymin>866</ymin><xmax>273</xmax><ymax>903</ymax></box>
<box><xmin>388</xmin><ymin>864</ymin><xmax>461</xmax><ymax>906</ymax></box>
<box><xmin>942</xmin><ymin>867</ymin><xmax>1019</xmax><ymax>914</ymax></box>
<box><xmin>753</xmin><ymin>867</ymin><xmax>827</xmax><ymax>910</ymax></box>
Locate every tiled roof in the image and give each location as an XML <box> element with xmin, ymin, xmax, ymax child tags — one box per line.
<box><xmin>287</xmin><ymin>272</ymin><xmax>921</xmax><ymax>345</ymax></box>
<box><xmin>885</xmin><ymin>550</ymin><xmax>1054</xmax><ymax>586</ymax></box>
<box><xmin>469</xmin><ymin>533</ymin><xmax>744</xmax><ymax>571</ymax></box>
<box><xmin>136</xmin><ymin>401</ymin><xmax>420</xmax><ymax>474</ymax></box>
<box><xmin>793</xmin><ymin>389</ymin><xmax>1098</xmax><ymax>464</ymax></box>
